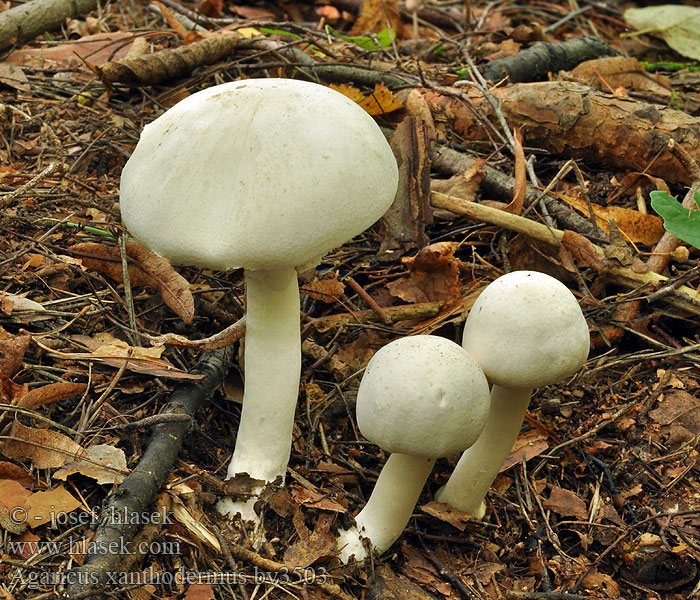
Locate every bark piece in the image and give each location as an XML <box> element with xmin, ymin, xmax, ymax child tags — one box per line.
<box><xmin>423</xmin><ymin>82</ymin><xmax>700</xmax><ymax>184</ymax></box>
<box><xmin>479</xmin><ymin>37</ymin><xmax>620</xmax><ymax>84</ymax></box>
<box><xmin>379</xmin><ymin>116</ymin><xmax>434</xmax><ymax>258</ymax></box>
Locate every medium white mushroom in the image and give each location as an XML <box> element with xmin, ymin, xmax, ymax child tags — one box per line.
<box><xmin>337</xmin><ymin>335</ymin><xmax>489</xmax><ymax>562</ymax></box>
<box><xmin>119</xmin><ymin>78</ymin><xmax>398</xmax><ymax>519</ymax></box>
<box><xmin>434</xmin><ymin>271</ymin><xmax>590</xmax><ymax>517</ymax></box>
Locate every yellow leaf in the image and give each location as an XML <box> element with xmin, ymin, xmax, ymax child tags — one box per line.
<box><xmin>330</xmin><ymin>83</ymin><xmax>403</xmax><ymax>116</ymax></box>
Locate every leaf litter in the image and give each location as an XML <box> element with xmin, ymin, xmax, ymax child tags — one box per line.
<box><xmin>2</xmin><ymin>0</ymin><xmax>700</xmax><ymax>598</ymax></box>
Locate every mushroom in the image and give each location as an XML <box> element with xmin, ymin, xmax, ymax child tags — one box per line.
<box><xmin>337</xmin><ymin>335</ymin><xmax>490</xmax><ymax>562</ymax></box>
<box><xmin>434</xmin><ymin>271</ymin><xmax>589</xmax><ymax>517</ymax></box>
<box><xmin>119</xmin><ymin>79</ymin><xmax>398</xmax><ymax>519</ymax></box>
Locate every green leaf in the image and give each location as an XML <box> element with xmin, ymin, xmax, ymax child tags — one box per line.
<box><xmin>650</xmin><ymin>190</ymin><xmax>700</xmax><ymax>249</ymax></box>
<box><xmin>324</xmin><ymin>25</ymin><xmax>395</xmax><ymax>51</ymax></box>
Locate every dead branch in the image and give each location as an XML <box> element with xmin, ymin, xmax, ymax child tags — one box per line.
<box><xmin>63</xmin><ymin>349</ymin><xmax>231</xmax><ymax>600</ymax></box>
<box><xmin>430</xmin><ymin>145</ymin><xmax>601</xmax><ymax>238</ymax></box>
<box><xmin>480</xmin><ymin>37</ymin><xmax>619</xmax><ymax>84</ymax></box>
<box><xmin>0</xmin><ymin>0</ymin><xmax>97</xmax><ymax>52</ymax></box>
<box><xmin>422</xmin><ymin>82</ymin><xmax>700</xmax><ymax>184</ymax></box>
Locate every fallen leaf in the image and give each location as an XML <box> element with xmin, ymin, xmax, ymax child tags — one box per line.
<box><xmin>301</xmin><ymin>275</ymin><xmax>345</xmax><ymax>303</ymax></box>
<box><xmin>25</xmin><ymin>486</ymin><xmax>81</xmax><ymax>528</ymax></box>
<box><xmin>183</xmin><ymin>584</ymin><xmax>215</xmax><ymax>600</ymax></box>
<box><xmin>13</xmin><ymin>531</ymin><xmax>40</xmax><ymax>559</ymax></box>
<box><xmin>543</xmin><ymin>486</ymin><xmax>588</xmax><ymax>520</ymax></box>
<box><xmin>566</xmin><ymin>57</ymin><xmax>671</xmax><ymax>99</ymax></box>
<box><xmin>421</xmin><ymin>501</ymin><xmax>473</xmax><ymax>531</ymax></box>
<box><xmin>0</xmin><ymin>334</ymin><xmax>30</xmax><ymax>377</ymax></box>
<box><xmin>430</xmin><ymin>160</ymin><xmax>485</xmax><ymax>203</ymax></box>
<box><xmin>0</xmin><ymin>64</ymin><xmax>30</xmax><ymax>92</ymax></box>
<box><xmin>3</xmin><ymin>421</ymin><xmax>85</xmax><ymax>469</ymax></box>
<box><xmin>16</xmin><ymin>382</ymin><xmax>87</xmax><ymax>410</ymax></box>
<box><xmin>291</xmin><ymin>486</ymin><xmax>347</xmax><ymax>513</ymax></box>
<box><xmin>0</xmin><ymin>292</ymin><xmax>45</xmax><ymax>315</ymax></box>
<box><xmin>501</xmin><ymin>430</ymin><xmax>550</xmax><ymax>471</ymax></box>
<box><xmin>559</xmin><ymin>193</ymin><xmax>664</xmax><ymax>245</ymax></box>
<box><xmin>54</xmin><ymin>444</ymin><xmax>128</xmax><ymax>485</ymax></box>
<box><xmin>283</xmin><ymin>512</ymin><xmax>336</xmax><ymax>568</ymax></box>
<box><xmin>581</xmin><ymin>567</ymin><xmax>620</xmax><ymax>598</ymax></box>
<box><xmin>560</xmin><ymin>229</ymin><xmax>606</xmax><ymax>271</ymax></box>
<box><xmin>58</xmin><ymin>335</ymin><xmax>202</xmax><ymax>380</ymax></box>
<box><xmin>625</xmin><ymin>5</ymin><xmax>700</xmax><ymax>61</ymax></box>
<box><xmin>70</xmin><ymin>241</ymin><xmax>194</xmax><ymax>324</ymax></box>
<box><xmin>386</xmin><ymin>242</ymin><xmax>462</xmax><ymax>303</ymax></box>
<box><xmin>329</xmin><ymin>83</ymin><xmax>403</xmax><ymax>116</ymax></box>
<box><xmin>350</xmin><ymin>0</ymin><xmax>403</xmax><ymax>38</ymax></box>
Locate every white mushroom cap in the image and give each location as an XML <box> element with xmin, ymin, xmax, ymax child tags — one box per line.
<box><xmin>356</xmin><ymin>336</ymin><xmax>490</xmax><ymax>458</ymax></box>
<box><xmin>462</xmin><ymin>271</ymin><xmax>590</xmax><ymax>390</ymax></box>
<box><xmin>120</xmin><ymin>78</ymin><xmax>398</xmax><ymax>271</ymax></box>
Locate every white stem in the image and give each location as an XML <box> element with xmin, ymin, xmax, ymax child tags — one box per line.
<box><xmin>337</xmin><ymin>453</ymin><xmax>435</xmax><ymax>563</ymax></box>
<box><xmin>434</xmin><ymin>385</ymin><xmax>531</xmax><ymax>517</ymax></box>
<box><xmin>226</xmin><ymin>267</ymin><xmax>301</xmax><ymax>484</ymax></box>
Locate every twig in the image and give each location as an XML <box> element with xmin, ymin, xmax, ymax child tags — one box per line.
<box><xmin>0</xmin><ymin>161</ymin><xmax>66</xmax><ymax>208</ymax></box>
<box><xmin>119</xmin><ymin>234</ymin><xmax>139</xmax><ymax>346</ymax></box>
<box><xmin>63</xmin><ymin>349</ymin><xmax>231</xmax><ymax>600</ymax></box>
<box><xmin>346</xmin><ymin>277</ymin><xmax>391</xmax><ymax>325</ymax></box>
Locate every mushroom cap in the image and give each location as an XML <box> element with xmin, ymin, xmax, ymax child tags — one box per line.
<box><xmin>356</xmin><ymin>336</ymin><xmax>490</xmax><ymax>458</ymax></box>
<box><xmin>462</xmin><ymin>271</ymin><xmax>590</xmax><ymax>390</ymax></box>
<box><xmin>120</xmin><ymin>79</ymin><xmax>398</xmax><ymax>271</ymax></box>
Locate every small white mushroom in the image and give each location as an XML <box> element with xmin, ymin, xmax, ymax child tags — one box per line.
<box><xmin>337</xmin><ymin>335</ymin><xmax>489</xmax><ymax>562</ymax></box>
<box><xmin>119</xmin><ymin>78</ymin><xmax>399</xmax><ymax>520</ymax></box>
<box><xmin>435</xmin><ymin>271</ymin><xmax>590</xmax><ymax>517</ymax></box>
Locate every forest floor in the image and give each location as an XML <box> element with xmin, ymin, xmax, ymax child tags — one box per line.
<box><xmin>1</xmin><ymin>0</ymin><xmax>700</xmax><ymax>599</ymax></box>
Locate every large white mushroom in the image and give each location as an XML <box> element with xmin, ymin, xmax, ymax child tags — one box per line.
<box><xmin>119</xmin><ymin>78</ymin><xmax>398</xmax><ymax>519</ymax></box>
<box><xmin>337</xmin><ymin>335</ymin><xmax>489</xmax><ymax>562</ymax></box>
<box><xmin>434</xmin><ymin>271</ymin><xmax>590</xmax><ymax>517</ymax></box>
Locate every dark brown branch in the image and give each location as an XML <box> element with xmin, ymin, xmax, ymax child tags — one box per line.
<box><xmin>63</xmin><ymin>349</ymin><xmax>231</xmax><ymax>600</ymax></box>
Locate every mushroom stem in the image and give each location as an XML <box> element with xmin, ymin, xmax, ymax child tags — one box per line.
<box><xmin>226</xmin><ymin>267</ymin><xmax>301</xmax><ymax>484</ymax></box>
<box><xmin>434</xmin><ymin>385</ymin><xmax>531</xmax><ymax>517</ymax></box>
<box><xmin>338</xmin><ymin>453</ymin><xmax>435</xmax><ymax>562</ymax></box>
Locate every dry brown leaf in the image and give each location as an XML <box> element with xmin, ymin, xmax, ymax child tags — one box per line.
<box><xmin>430</xmin><ymin>159</ymin><xmax>485</xmax><ymax>203</ymax></box>
<box><xmin>183</xmin><ymin>584</ymin><xmax>215</xmax><ymax>600</ymax></box>
<box><xmin>386</xmin><ymin>242</ymin><xmax>462</xmax><ymax>303</ymax></box>
<box><xmin>25</xmin><ymin>485</ymin><xmax>81</xmax><ymax>528</ymax></box>
<box><xmin>560</xmin><ymin>230</ymin><xmax>606</xmax><ymax>271</ymax></box>
<box><xmin>0</xmin><ymin>373</ymin><xmax>27</xmax><ymax>406</ymax></box>
<box><xmin>566</xmin><ymin>57</ymin><xmax>671</xmax><ymax>99</ymax></box>
<box><xmin>283</xmin><ymin>512</ymin><xmax>336</xmax><ymax>568</ymax></box>
<box><xmin>17</xmin><ymin>382</ymin><xmax>87</xmax><ymax>410</ymax></box>
<box><xmin>54</xmin><ymin>444</ymin><xmax>128</xmax><ymax>485</ymax></box>
<box><xmin>501</xmin><ymin>430</ymin><xmax>550</xmax><ymax>472</ymax></box>
<box><xmin>350</xmin><ymin>0</ymin><xmax>403</xmax><ymax>37</ymax></box>
<box><xmin>65</xmin><ymin>335</ymin><xmax>202</xmax><ymax>380</ymax></box>
<box><xmin>543</xmin><ymin>486</ymin><xmax>588</xmax><ymax>520</ymax></box>
<box><xmin>13</xmin><ymin>531</ymin><xmax>41</xmax><ymax>559</ymax></box>
<box><xmin>70</xmin><ymin>241</ymin><xmax>194</xmax><ymax>324</ymax></box>
<box><xmin>558</xmin><ymin>194</ymin><xmax>664</xmax><ymax>245</ymax></box>
<box><xmin>301</xmin><ymin>275</ymin><xmax>345</xmax><ymax>303</ymax></box>
<box><xmin>421</xmin><ymin>500</ymin><xmax>473</xmax><ymax>530</ymax></box>
<box><xmin>329</xmin><ymin>83</ymin><xmax>403</xmax><ymax>116</ymax></box>
<box><xmin>291</xmin><ymin>487</ymin><xmax>348</xmax><ymax>513</ymax></box>
<box><xmin>581</xmin><ymin>567</ymin><xmax>621</xmax><ymax>598</ymax></box>
<box><xmin>0</xmin><ymin>334</ymin><xmax>30</xmax><ymax>377</ymax></box>
<box><xmin>3</xmin><ymin>421</ymin><xmax>85</xmax><ymax>469</ymax></box>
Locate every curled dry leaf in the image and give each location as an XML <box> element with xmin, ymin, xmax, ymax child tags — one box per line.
<box><xmin>70</xmin><ymin>241</ymin><xmax>194</xmax><ymax>324</ymax></box>
<box><xmin>386</xmin><ymin>242</ymin><xmax>462</xmax><ymax>303</ymax></box>
<box><xmin>421</xmin><ymin>500</ymin><xmax>473</xmax><ymax>531</ymax></box>
<box><xmin>283</xmin><ymin>512</ymin><xmax>336</xmax><ymax>569</ymax></box>
<box><xmin>0</xmin><ymin>292</ymin><xmax>45</xmax><ymax>315</ymax></box>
